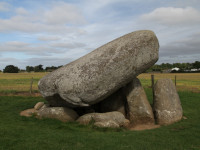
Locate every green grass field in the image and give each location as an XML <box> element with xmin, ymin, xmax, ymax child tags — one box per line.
<box><xmin>0</xmin><ymin>73</ymin><xmax>200</xmax><ymax>149</ymax></box>
<box><xmin>0</xmin><ymin>90</ymin><xmax>200</xmax><ymax>150</ymax></box>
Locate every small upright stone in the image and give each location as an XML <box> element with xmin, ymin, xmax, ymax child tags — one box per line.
<box><xmin>153</xmin><ymin>79</ymin><xmax>183</xmax><ymax>125</ymax></box>
<box><xmin>124</xmin><ymin>78</ymin><xmax>155</xmax><ymax>126</ymax></box>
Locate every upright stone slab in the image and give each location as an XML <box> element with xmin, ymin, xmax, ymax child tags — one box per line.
<box><xmin>124</xmin><ymin>78</ymin><xmax>155</xmax><ymax>126</ymax></box>
<box><xmin>38</xmin><ymin>30</ymin><xmax>159</xmax><ymax>107</ymax></box>
<box><xmin>153</xmin><ymin>79</ymin><xmax>183</xmax><ymax>125</ymax></box>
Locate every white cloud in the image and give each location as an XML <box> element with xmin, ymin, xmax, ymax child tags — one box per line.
<box><xmin>25</xmin><ymin>56</ymin><xmax>73</xmax><ymax>68</ymax></box>
<box><xmin>5</xmin><ymin>41</ymin><xmax>29</xmax><ymax>47</ymax></box>
<box><xmin>15</xmin><ymin>7</ymin><xmax>29</xmax><ymax>15</ymax></box>
<box><xmin>0</xmin><ymin>39</ymin><xmax>88</xmax><ymax>60</ymax></box>
<box><xmin>44</xmin><ymin>2</ymin><xmax>86</xmax><ymax>25</ymax></box>
<box><xmin>141</xmin><ymin>7</ymin><xmax>200</xmax><ymax>26</ymax></box>
<box><xmin>0</xmin><ymin>2</ymin><xmax>10</xmax><ymax>12</ymax></box>
<box><xmin>0</xmin><ymin>18</ymin><xmax>84</xmax><ymax>34</ymax></box>
<box><xmin>50</xmin><ymin>42</ymin><xmax>86</xmax><ymax>49</ymax></box>
<box><xmin>37</xmin><ymin>36</ymin><xmax>61</xmax><ymax>41</ymax></box>
<box><xmin>0</xmin><ymin>41</ymin><xmax>64</xmax><ymax>55</ymax></box>
<box><xmin>0</xmin><ymin>2</ymin><xmax>86</xmax><ymax>33</ymax></box>
<box><xmin>0</xmin><ymin>57</ymin><xmax>26</xmax><ymax>70</ymax></box>
<box><xmin>157</xmin><ymin>33</ymin><xmax>200</xmax><ymax>64</ymax></box>
<box><xmin>0</xmin><ymin>0</ymin><xmax>200</xmax><ymax>69</ymax></box>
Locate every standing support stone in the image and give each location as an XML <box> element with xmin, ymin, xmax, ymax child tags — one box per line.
<box><xmin>153</xmin><ymin>79</ymin><xmax>183</xmax><ymax>125</ymax></box>
<box><xmin>124</xmin><ymin>78</ymin><xmax>155</xmax><ymax>126</ymax></box>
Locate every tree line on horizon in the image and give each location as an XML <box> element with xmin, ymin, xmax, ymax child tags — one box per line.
<box><xmin>1</xmin><ymin>64</ymin><xmax>63</xmax><ymax>73</ymax></box>
<box><xmin>148</xmin><ymin>61</ymin><xmax>200</xmax><ymax>72</ymax></box>
<box><xmin>1</xmin><ymin>61</ymin><xmax>200</xmax><ymax>73</ymax></box>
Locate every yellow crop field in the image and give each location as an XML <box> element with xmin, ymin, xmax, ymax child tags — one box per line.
<box><xmin>0</xmin><ymin>72</ymin><xmax>48</xmax><ymax>94</ymax></box>
<box><xmin>138</xmin><ymin>73</ymin><xmax>200</xmax><ymax>93</ymax></box>
<box><xmin>0</xmin><ymin>72</ymin><xmax>200</xmax><ymax>94</ymax></box>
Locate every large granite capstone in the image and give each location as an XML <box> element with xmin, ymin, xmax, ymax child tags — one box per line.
<box><xmin>38</xmin><ymin>30</ymin><xmax>159</xmax><ymax>107</ymax></box>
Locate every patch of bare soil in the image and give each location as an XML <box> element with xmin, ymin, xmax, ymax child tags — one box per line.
<box><xmin>0</xmin><ymin>92</ymin><xmax>42</xmax><ymax>97</ymax></box>
<box><xmin>129</xmin><ymin>124</ymin><xmax>160</xmax><ymax>131</ymax></box>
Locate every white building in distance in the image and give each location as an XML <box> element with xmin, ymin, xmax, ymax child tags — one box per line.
<box><xmin>171</xmin><ymin>67</ymin><xmax>180</xmax><ymax>71</ymax></box>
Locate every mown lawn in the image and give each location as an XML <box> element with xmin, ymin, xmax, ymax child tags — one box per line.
<box><xmin>0</xmin><ymin>89</ymin><xmax>199</xmax><ymax>150</ymax></box>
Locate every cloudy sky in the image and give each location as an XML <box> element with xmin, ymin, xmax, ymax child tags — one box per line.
<box><xmin>0</xmin><ymin>0</ymin><xmax>200</xmax><ymax>70</ymax></box>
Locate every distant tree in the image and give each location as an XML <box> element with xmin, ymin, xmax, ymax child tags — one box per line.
<box><xmin>193</xmin><ymin>61</ymin><xmax>200</xmax><ymax>69</ymax></box>
<box><xmin>45</xmin><ymin>66</ymin><xmax>57</xmax><ymax>72</ymax></box>
<box><xmin>26</xmin><ymin>66</ymin><xmax>34</xmax><ymax>72</ymax></box>
<box><xmin>144</xmin><ymin>61</ymin><xmax>200</xmax><ymax>73</ymax></box>
<box><xmin>58</xmin><ymin>65</ymin><xmax>63</xmax><ymax>68</ymax></box>
<box><xmin>34</xmin><ymin>64</ymin><xmax>44</xmax><ymax>72</ymax></box>
<box><xmin>3</xmin><ymin>65</ymin><xmax>19</xmax><ymax>73</ymax></box>
<box><xmin>172</xmin><ymin>63</ymin><xmax>182</xmax><ymax>69</ymax></box>
<box><xmin>19</xmin><ymin>69</ymin><xmax>26</xmax><ymax>72</ymax></box>
<box><xmin>151</xmin><ymin>64</ymin><xmax>161</xmax><ymax>72</ymax></box>
<box><xmin>159</xmin><ymin>63</ymin><xmax>172</xmax><ymax>70</ymax></box>
<box><xmin>45</xmin><ymin>65</ymin><xmax>63</xmax><ymax>72</ymax></box>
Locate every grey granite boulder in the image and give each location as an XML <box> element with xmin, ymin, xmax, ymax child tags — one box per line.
<box><xmin>76</xmin><ymin>111</ymin><xmax>129</xmax><ymax>127</ymax></box>
<box><xmin>153</xmin><ymin>79</ymin><xmax>183</xmax><ymax>125</ymax></box>
<box><xmin>38</xmin><ymin>30</ymin><xmax>159</xmax><ymax>107</ymax></box>
<box><xmin>37</xmin><ymin>107</ymin><xmax>79</xmax><ymax>122</ymax></box>
<box><xmin>94</xmin><ymin>120</ymin><xmax>120</xmax><ymax>128</ymax></box>
<box><xmin>124</xmin><ymin>78</ymin><xmax>155</xmax><ymax>126</ymax></box>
